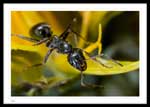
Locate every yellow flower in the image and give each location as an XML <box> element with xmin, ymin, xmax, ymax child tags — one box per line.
<box><xmin>11</xmin><ymin>11</ymin><xmax>139</xmax><ymax>86</ymax></box>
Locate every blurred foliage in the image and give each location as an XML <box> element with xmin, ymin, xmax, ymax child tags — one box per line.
<box><xmin>11</xmin><ymin>11</ymin><xmax>139</xmax><ymax>96</ymax></box>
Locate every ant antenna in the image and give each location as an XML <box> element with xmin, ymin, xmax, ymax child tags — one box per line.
<box><xmin>68</xmin><ymin>17</ymin><xmax>94</xmax><ymax>45</ymax></box>
<box><xmin>11</xmin><ymin>33</ymin><xmax>38</xmax><ymax>42</ymax></box>
<box><xmin>73</xmin><ymin>17</ymin><xmax>77</xmax><ymax>23</ymax></box>
<box><xmin>68</xmin><ymin>17</ymin><xmax>77</xmax><ymax>28</ymax></box>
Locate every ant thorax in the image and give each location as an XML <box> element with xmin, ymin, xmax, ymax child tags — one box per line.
<box><xmin>46</xmin><ymin>35</ymin><xmax>72</xmax><ymax>54</ymax></box>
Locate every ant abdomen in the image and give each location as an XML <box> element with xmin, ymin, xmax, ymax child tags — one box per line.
<box><xmin>68</xmin><ymin>48</ymin><xmax>87</xmax><ymax>71</ymax></box>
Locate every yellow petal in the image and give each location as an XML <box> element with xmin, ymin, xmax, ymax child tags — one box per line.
<box><xmin>85</xmin><ymin>60</ymin><xmax>139</xmax><ymax>75</ymax></box>
<box><xmin>84</xmin><ymin>24</ymin><xmax>102</xmax><ymax>54</ymax></box>
<box><xmin>49</xmin><ymin>52</ymin><xmax>139</xmax><ymax>76</ymax></box>
<box><xmin>78</xmin><ymin>12</ymin><xmax>91</xmax><ymax>48</ymax></box>
<box><xmin>11</xmin><ymin>50</ymin><xmax>44</xmax><ymax>85</ymax></box>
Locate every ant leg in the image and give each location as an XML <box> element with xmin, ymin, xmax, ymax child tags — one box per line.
<box><xmin>59</xmin><ymin>24</ymin><xmax>72</xmax><ymax>40</ymax></box>
<box><xmin>80</xmin><ymin>49</ymin><xmax>112</xmax><ymax>68</ymax></box>
<box><xmin>11</xmin><ymin>34</ymin><xmax>38</xmax><ymax>42</ymax></box>
<box><xmin>80</xmin><ymin>71</ymin><xmax>86</xmax><ymax>87</ymax></box>
<box><xmin>43</xmin><ymin>48</ymin><xmax>54</xmax><ymax>64</ymax></box>
<box><xmin>60</xmin><ymin>27</ymin><xmax>95</xmax><ymax>46</ymax></box>
<box><xmin>59</xmin><ymin>17</ymin><xmax>78</xmax><ymax>39</ymax></box>
<box><xmin>53</xmin><ymin>72</ymin><xmax>103</xmax><ymax>88</ymax></box>
<box><xmin>88</xmin><ymin>54</ymin><xmax>123</xmax><ymax>68</ymax></box>
<box><xmin>90</xmin><ymin>55</ymin><xmax>113</xmax><ymax>68</ymax></box>
<box><xmin>80</xmin><ymin>72</ymin><xmax>103</xmax><ymax>88</ymax></box>
<box><xmin>99</xmin><ymin>54</ymin><xmax>123</xmax><ymax>67</ymax></box>
<box><xmin>59</xmin><ymin>18</ymin><xmax>74</xmax><ymax>40</ymax></box>
<box><xmin>30</xmin><ymin>49</ymin><xmax>54</xmax><ymax>67</ymax></box>
<box><xmin>59</xmin><ymin>18</ymin><xmax>94</xmax><ymax>46</ymax></box>
<box><xmin>70</xmin><ymin>29</ymin><xmax>94</xmax><ymax>45</ymax></box>
<box><xmin>81</xmin><ymin>49</ymin><xmax>123</xmax><ymax>68</ymax></box>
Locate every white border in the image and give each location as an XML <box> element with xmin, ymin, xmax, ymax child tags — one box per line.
<box><xmin>4</xmin><ymin>3</ymin><xmax>147</xmax><ymax>104</ymax></box>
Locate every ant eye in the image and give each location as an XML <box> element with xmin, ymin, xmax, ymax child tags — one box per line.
<box><xmin>30</xmin><ymin>23</ymin><xmax>52</xmax><ymax>40</ymax></box>
<box><xmin>38</xmin><ymin>27</ymin><xmax>49</xmax><ymax>35</ymax></box>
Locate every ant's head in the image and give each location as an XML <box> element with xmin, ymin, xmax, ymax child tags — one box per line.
<box><xmin>29</xmin><ymin>22</ymin><xmax>53</xmax><ymax>40</ymax></box>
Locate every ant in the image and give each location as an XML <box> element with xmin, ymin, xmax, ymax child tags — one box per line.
<box><xmin>12</xmin><ymin>18</ymin><xmax>123</xmax><ymax>88</ymax></box>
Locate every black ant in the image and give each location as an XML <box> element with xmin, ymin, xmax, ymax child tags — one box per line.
<box><xmin>12</xmin><ymin>18</ymin><xmax>123</xmax><ymax>88</ymax></box>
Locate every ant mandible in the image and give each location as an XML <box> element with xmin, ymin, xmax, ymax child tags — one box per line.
<box><xmin>12</xmin><ymin>18</ymin><xmax>123</xmax><ymax>88</ymax></box>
